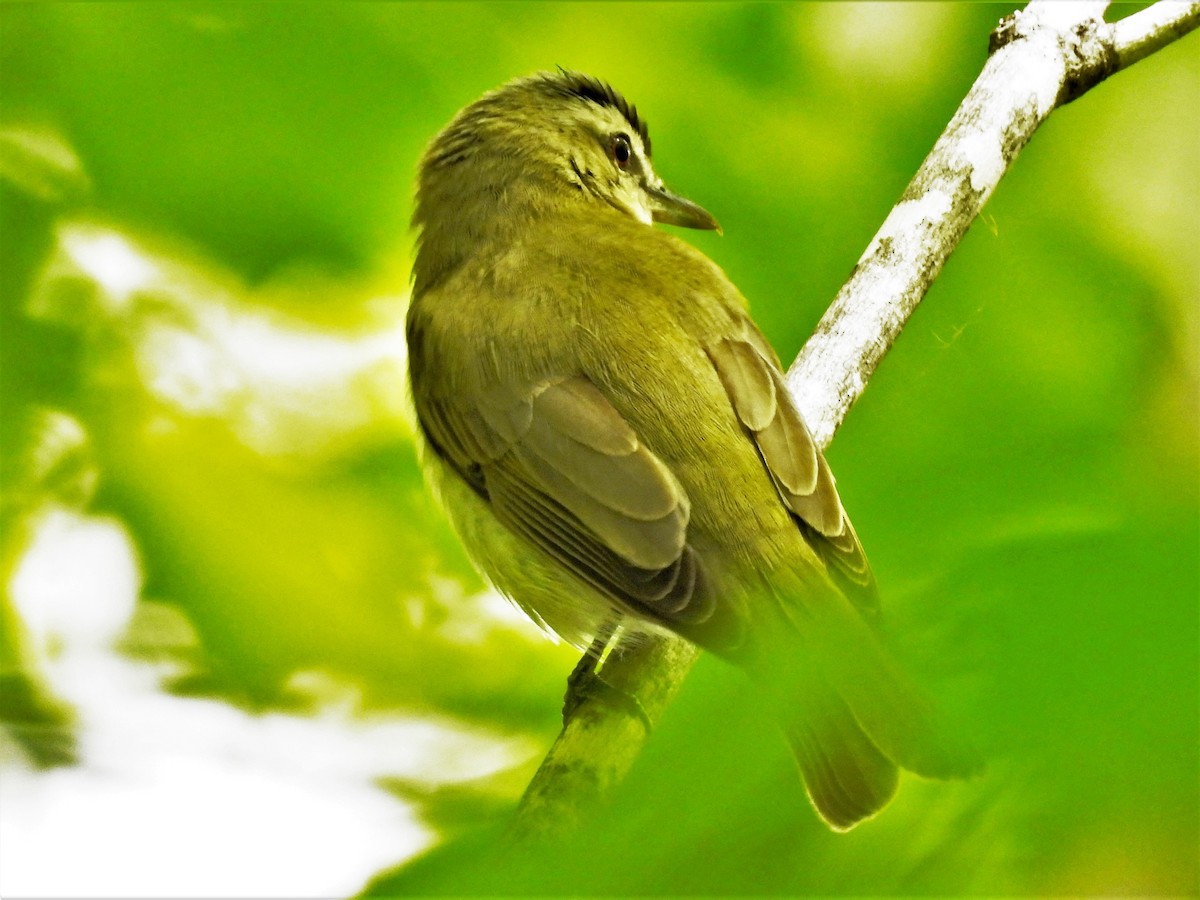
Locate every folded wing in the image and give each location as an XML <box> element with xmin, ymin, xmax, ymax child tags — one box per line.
<box><xmin>707</xmin><ymin>332</ymin><xmax>877</xmax><ymax>608</ymax></box>
<box><xmin>417</xmin><ymin>374</ymin><xmax>716</xmax><ymax>627</ymax></box>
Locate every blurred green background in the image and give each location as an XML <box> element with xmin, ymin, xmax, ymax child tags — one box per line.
<box><xmin>1</xmin><ymin>2</ymin><xmax>1196</xmax><ymax>896</ymax></box>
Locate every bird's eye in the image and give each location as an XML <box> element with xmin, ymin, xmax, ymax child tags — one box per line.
<box><xmin>611</xmin><ymin>134</ymin><xmax>632</xmax><ymax>170</ymax></box>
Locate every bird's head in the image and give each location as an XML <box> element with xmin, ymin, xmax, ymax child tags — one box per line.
<box><xmin>414</xmin><ymin>70</ymin><xmax>719</xmax><ymax>268</ymax></box>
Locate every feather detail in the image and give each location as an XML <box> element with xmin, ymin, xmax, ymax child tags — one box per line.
<box><xmin>708</xmin><ymin>332</ymin><xmax>877</xmax><ymax>600</ymax></box>
<box><xmin>414</xmin><ymin>372</ymin><xmax>713</xmax><ymax>625</ymax></box>
<box><xmin>778</xmin><ymin>662</ymin><xmax>899</xmax><ymax>831</ymax></box>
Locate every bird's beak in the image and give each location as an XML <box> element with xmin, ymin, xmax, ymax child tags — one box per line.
<box><xmin>646</xmin><ymin>182</ymin><xmax>721</xmax><ymax>233</ymax></box>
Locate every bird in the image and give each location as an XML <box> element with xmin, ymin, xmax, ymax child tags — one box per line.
<box><xmin>406</xmin><ymin>69</ymin><xmax>977</xmax><ymax>831</ymax></box>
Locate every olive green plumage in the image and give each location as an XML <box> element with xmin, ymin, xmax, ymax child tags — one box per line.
<box><xmin>407</xmin><ymin>70</ymin><xmax>976</xmax><ymax>830</ymax></box>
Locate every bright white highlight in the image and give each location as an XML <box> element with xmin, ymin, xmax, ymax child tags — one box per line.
<box><xmin>0</xmin><ymin>511</ymin><xmax>535</xmax><ymax>897</ymax></box>
<box><xmin>61</xmin><ymin>230</ymin><xmax>159</xmax><ymax>308</ymax></box>
<box><xmin>39</xmin><ymin>222</ymin><xmax>413</xmax><ymax>460</ymax></box>
<box><xmin>9</xmin><ymin>507</ymin><xmax>141</xmax><ymax>654</ymax></box>
<box><xmin>1</xmin><ymin>513</ymin><xmax>540</xmax><ymax>898</ymax></box>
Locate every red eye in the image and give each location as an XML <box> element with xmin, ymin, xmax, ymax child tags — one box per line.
<box><xmin>611</xmin><ymin>134</ymin><xmax>632</xmax><ymax>169</ymax></box>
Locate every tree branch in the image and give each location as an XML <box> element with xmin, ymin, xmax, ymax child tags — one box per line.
<box><xmin>509</xmin><ymin>0</ymin><xmax>1198</xmax><ymax>841</ymax></box>
<box><xmin>1111</xmin><ymin>0</ymin><xmax>1200</xmax><ymax>69</ymax></box>
<box><xmin>788</xmin><ymin>0</ymin><xmax>1199</xmax><ymax>443</ymax></box>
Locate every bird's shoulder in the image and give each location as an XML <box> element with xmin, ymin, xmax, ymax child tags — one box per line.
<box><xmin>495</xmin><ymin>210</ymin><xmax>744</xmax><ymax>318</ymax></box>
<box><xmin>410</xmin><ymin>210</ymin><xmax>752</xmax><ymax>392</ymax></box>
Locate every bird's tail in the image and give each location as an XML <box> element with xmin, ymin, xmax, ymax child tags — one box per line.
<box><xmin>780</xmin><ymin>663</ymin><xmax>899</xmax><ymax>830</ymax></box>
<box><xmin>747</xmin><ymin>576</ymin><xmax>982</xmax><ymax>830</ymax></box>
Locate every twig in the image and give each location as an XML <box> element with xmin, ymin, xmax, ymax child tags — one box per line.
<box><xmin>789</xmin><ymin>0</ymin><xmax>1199</xmax><ymax>443</ymax></box>
<box><xmin>509</xmin><ymin>0</ymin><xmax>1199</xmax><ymax>840</ymax></box>
<box><xmin>1111</xmin><ymin>0</ymin><xmax>1200</xmax><ymax>69</ymax></box>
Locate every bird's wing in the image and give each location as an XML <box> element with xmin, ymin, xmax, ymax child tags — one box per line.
<box><xmin>417</xmin><ymin>374</ymin><xmax>716</xmax><ymax>626</ymax></box>
<box><xmin>707</xmin><ymin>331</ymin><xmax>878</xmax><ymax>608</ymax></box>
<box><xmin>706</xmin><ymin>331</ymin><xmax>987</xmax><ymax>782</ymax></box>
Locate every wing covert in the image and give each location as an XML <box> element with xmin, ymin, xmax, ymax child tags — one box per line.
<box><xmin>708</xmin><ymin>333</ymin><xmax>878</xmax><ymax>604</ymax></box>
<box><xmin>415</xmin><ymin>374</ymin><xmax>715</xmax><ymax>627</ymax></box>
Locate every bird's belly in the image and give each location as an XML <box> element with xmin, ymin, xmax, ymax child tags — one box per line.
<box><xmin>423</xmin><ymin>444</ymin><xmax>674</xmax><ymax>650</ymax></box>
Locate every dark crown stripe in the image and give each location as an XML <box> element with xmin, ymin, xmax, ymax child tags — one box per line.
<box><xmin>543</xmin><ymin>68</ymin><xmax>652</xmax><ymax>155</ymax></box>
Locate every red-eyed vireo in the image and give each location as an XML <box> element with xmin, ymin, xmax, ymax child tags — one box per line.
<box><xmin>407</xmin><ymin>70</ymin><xmax>978</xmax><ymax>830</ymax></box>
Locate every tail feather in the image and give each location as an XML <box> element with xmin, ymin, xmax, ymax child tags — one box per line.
<box><xmin>746</xmin><ymin>573</ymin><xmax>983</xmax><ymax>830</ymax></box>
<box><xmin>783</xmin><ymin>673</ymin><xmax>899</xmax><ymax>830</ymax></box>
<box><xmin>768</xmin><ymin>575</ymin><xmax>984</xmax><ymax>781</ymax></box>
<box><xmin>808</xmin><ymin>606</ymin><xmax>983</xmax><ymax>781</ymax></box>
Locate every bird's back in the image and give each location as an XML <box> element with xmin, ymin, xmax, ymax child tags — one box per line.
<box><xmin>411</xmin><ymin>207</ymin><xmax>827</xmax><ymax>605</ymax></box>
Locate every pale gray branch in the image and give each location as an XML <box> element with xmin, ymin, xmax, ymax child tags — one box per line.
<box><xmin>788</xmin><ymin>0</ymin><xmax>1199</xmax><ymax>443</ymax></box>
<box><xmin>509</xmin><ymin>0</ymin><xmax>1197</xmax><ymax>841</ymax></box>
<box><xmin>1111</xmin><ymin>0</ymin><xmax>1200</xmax><ymax>69</ymax></box>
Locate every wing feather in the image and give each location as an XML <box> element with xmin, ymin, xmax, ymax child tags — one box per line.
<box><xmin>523</xmin><ymin>410</ymin><xmax>679</xmax><ymax>521</ymax></box>
<box><xmin>708</xmin><ymin>332</ymin><xmax>878</xmax><ymax>603</ymax></box>
<box><xmin>415</xmin><ymin>374</ymin><xmax>713</xmax><ymax>625</ymax></box>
